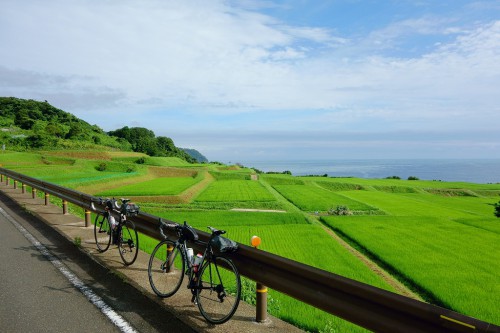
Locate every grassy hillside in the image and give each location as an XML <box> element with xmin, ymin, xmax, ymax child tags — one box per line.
<box><xmin>0</xmin><ymin>97</ymin><xmax>132</xmax><ymax>151</ymax></box>
<box><xmin>1</xmin><ymin>150</ymin><xmax>499</xmax><ymax>332</ymax></box>
<box><xmin>0</xmin><ymin>97</ymin><xmax>204</xmax><ymax>163</ymax></box>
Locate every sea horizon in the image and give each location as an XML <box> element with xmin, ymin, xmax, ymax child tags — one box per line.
<box><xmin>237</xmin><ymin>158</ymin><xmax>500</xmax><ymax>184</ymax></box>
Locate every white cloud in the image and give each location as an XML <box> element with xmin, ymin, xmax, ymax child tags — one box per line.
<box><xmin>1</xmin><ymin>0</ymin><xmax>499</xmax><ymax>160</ymax></box>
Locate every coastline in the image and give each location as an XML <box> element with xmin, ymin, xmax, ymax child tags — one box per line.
<box><xmin>239</xmin><ymin>158</ymin><xmax>500</xmax><ymax>184</ymax></box>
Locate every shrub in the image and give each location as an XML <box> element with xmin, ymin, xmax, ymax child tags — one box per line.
<box><xmin>328</xmin><ymin>205</ymin><xmax>352</xmax><ymax>216</ymax></box>
<box><xmin>408</xmin><ymin>176</ymin><xmax>419</xmax><ymax>180</ymax></box>
<box><xmin>494</xmin><ymin>201</ymin><xmax>500</xmax><ymax>218</ymax></box>
<box><xmin>96</xmin><ymin>162</ymin><xmax>107</xmax><ymax>171</ymax></box>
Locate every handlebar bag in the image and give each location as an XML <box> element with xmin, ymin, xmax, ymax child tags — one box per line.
<box><xmin>210</xmin><ymin>235</ymin><xmax>238</xmax><ymax>253</ymax></box>
<box><xmin>122</xmin><ymin>202</ymin><xmax>140</xmax><ymax>216</ymax></box>
<box><xmin>182</xmin><ymin>224</ymin><xmax>199</xmax><ymax>241</ymax></box>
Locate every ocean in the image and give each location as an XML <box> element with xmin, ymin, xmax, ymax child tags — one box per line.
<box><xmin>239</xmin><ymin>159</ymin><xmax>500</xmax><ymax>184</ymax></box>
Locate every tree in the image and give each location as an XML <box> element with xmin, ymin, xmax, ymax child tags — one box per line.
<box><xmin>157</xmin><ymin>136</ymin><xmax>176</xmax><ymax>153</ymax></box>
<box><xmin>26</xmin><ymin>134</ymin><xmax>53</xmax><ymax>148</ymax></box>
<box><xmin>66</xmin><ymin>122</ymin><xmax>86</xmax><ymax>139</ymax></box>
<box><xmin>14</xmin><ymin>110</ymin><xmax>35</xmax><ymax>129</ymax></box>
<box><xmin>135</xmin><ymin>136</ymin><xmax>158</xmax><ymax>156</ymax></box>
<box><xmin>45</xmin><ymin>122</ymin><xmax>66</xmax><ymax>137</ymax></box>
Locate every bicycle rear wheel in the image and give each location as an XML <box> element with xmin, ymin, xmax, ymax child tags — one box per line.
<box><xmin>196</xmin><ymin>256</ymin><xmax>241</xmax><ymax>324</ymax></box>
<box><xmin>118</xmin><ymin>220</ymin><xmax>139</xmax><ymax>265</ymax></box>
<box><xmin>94</xmin><ymin>213</ymin><xmax>111</xmax><ymax>252</ymax></box>
<box><xmin>148</xmin><ymin>239</ymin><xmax>186</xmax><ymax>297</ymax></box>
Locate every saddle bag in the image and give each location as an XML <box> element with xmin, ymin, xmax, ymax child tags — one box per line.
<box><xmin>210</xmin><ymin>235</ymin><xmax>238</xmax><ymax>253</ymax></box>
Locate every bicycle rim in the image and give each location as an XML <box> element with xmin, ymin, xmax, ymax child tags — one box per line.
<box><xmin>94</xmin><ymin>213</ymin><xmax>111</xmax><ymax>252</ymax></box>
<box><xmin>148</xmin><ymin>240</ymin><xmax>185</xmax><ymax>298</ymax></box>
<box><xmin>118</xmin><ymin>220</ymin><xmax>139</xmax><ymax>265</ymax></box>
<box><xmin>196</xmin><ymin>256</ymin><xmax>241</xmax><ymax>324</ymax></box>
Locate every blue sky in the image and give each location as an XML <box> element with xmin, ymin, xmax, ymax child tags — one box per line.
<box><xmin>1</xmin><ymin>0</ymin><xmax>499</xmax><ymax>162</ymax></box>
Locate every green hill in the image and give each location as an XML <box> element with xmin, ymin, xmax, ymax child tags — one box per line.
<box><xmin>0</xmin><ymin>97</ymin><xmax>207</xmax><ymax>163</ymax></box>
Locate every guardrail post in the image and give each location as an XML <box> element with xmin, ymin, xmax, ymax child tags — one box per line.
<box><xmin>251</xmin><ymin>235</ymin><xmax>268</xmax><ymax>323</ymax></box>
<box><xmin>0</xmin><ymin>174</ymin><xmax>3</xmax><ymax>182</ymax></box>
<box><xmin>14</xmin><ymin>180</ymin><xmax>17</xmax><ymax>189</ymax></box>
<box><xmin>166</xmin><ymin>244</ymin><xmax>174</xmax><ymax>272</ymax></box>
<box><xmin>6</xmin><ymin>176</ymin><xmax>9</xmax><ymax>185</ymax></box>
<box><xmin>44</xmin><ymin>193</ymin><xmax>49</xmax><ymax>205</ymax></box>
<box><xmin>85</xmin><ymin>209</ymin><xmax>91</xmax><ymax>227</ymax></box>
<box><xmin>32</xmin><ymin>187</ymin><xmax>37</xmax><ymax>199</ymax></box>
<box><xmin>22</xmin><ymin>183</ymin><xmax>26</xmax><ymax>194</ymax></box>
<box><xmin>63</xmin><ymin>200</ymin><xmax>68</xmax><ymax>215</ymax></box>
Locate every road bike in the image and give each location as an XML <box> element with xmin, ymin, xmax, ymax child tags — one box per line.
<box><xmin>92</xmin><ymin>197</ymin><xmax>140</xmax><ymax>266</ymax></box>
<box><xmin>148</xmin><ymin>220</ymin><xmax>241</xmax><ymax>324</ymax></box>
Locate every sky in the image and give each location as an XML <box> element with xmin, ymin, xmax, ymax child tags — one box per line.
<box><xmin>1</xmin><ymin>0</ymin><xmax>499</xmax><ymax>163</ymax></box>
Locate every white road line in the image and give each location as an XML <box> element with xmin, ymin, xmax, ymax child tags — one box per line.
<box><xmin>0</xmin><ymin>207</ymin><xmax>138</xmax><ymax>333</ymax></box>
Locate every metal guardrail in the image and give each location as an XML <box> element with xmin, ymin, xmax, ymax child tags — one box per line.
<box><xmin>1</xmin><ymin>167</ymin><xmax>499</xmax><ymax>333</ymax></box>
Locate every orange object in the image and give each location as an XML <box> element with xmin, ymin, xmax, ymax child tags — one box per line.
<box><xmin>251</xmin><ymin>235</ymin><xmax>261</xmax><ymax>248</ymax></box>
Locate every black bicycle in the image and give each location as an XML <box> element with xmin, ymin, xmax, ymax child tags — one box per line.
<box><xmin>92</xmin><ymin>197</ymin><xmax>140</xmax><ymax>266</ymax></box>
<box><xmin>148</xmin><ymin>220</ymin><xmax>241</xmax><ymax>324</ymax></box>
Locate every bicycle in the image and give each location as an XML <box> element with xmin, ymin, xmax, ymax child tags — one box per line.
<box><xmin>92</xmin><ymin>197</ymin><xmax>140</xmax><ymax>266</ymax></box>
<box><xmin>148</xmin><ymin>220</ymin><xmax>241</xmax><ymax>324</ymax></box>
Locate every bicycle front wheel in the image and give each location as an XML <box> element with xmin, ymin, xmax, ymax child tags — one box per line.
<box><xmin>196</xmin><ymin>256</ymin><xmax>241</xmax><ymax>324</ymax></box>
<box><xmin>94</xmin><ymin>213</ymin><xmax>111</xmax><ymax>252</ymax></box>
<box><xmin>118</xmin><ymin>220</ymin><xmax>139</xmax><ymax>265</ymax></box>
<box><xmin>148</xmin><ymin>240</ymin><xmax>185</xmax><ymax>298</ymax></box>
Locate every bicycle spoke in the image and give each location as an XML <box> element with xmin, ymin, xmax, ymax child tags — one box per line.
<box><xmin>148</xmin><ymin>240</ymin><xmax>185</xmax><ymax>298</ymax></box>
<box><xmin>118</xmin><ymin>220</ymin><xmax>138</xmax><ymax>265</ymax></box>
<box><xmin>196</xmin><ymin>256</ymin><xmax>241</xmax><ymax>324</ymax></box>
<box><xmin>93</xmin><ymin>214</ymin><xmax>111</xmax><ymax>252</ymax></box>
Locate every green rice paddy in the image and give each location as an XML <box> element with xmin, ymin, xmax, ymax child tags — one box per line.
<box><xmin>195</xmin><ymin>179</ymin><xmax>276</xmax><ymax>202</ymax></box>
<box><xmin>97</xmin><ymin>176</ymin><xmax>201</xmax><ymax>196</ymax></box>
<box><xmin>2</xmin><ymin>150</ymin><xmax>500</xmax><ymax>331</ymax></box>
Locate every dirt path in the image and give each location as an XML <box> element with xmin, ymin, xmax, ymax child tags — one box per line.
<box><xmin>178</xmin><ymin>170</ymin><xmax>215</xmax><ymax>202</ymax></box>
<box><xmin>319</xmin><ymin>223</ymin><xmax>423</xmax><ymax>301</ymax></box>
<box><xmin>230</xmin><ymin>208</ymin><xmax>286</xmax><ymax>213</ymax></box>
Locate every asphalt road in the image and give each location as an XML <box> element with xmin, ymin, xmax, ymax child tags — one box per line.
<box><xmin>0</xmin><ymin>192</ymin><xmax>195</xmax><ymax>333</ymax></box>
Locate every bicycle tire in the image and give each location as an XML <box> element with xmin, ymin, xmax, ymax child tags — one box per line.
<box><xmin>196</xmin><ymin>255</ymin><xmax>241</xmax><ymax>324</ymax></box>
<box><xmin>118</xmin><ymin>220</ymin><xmax>139</xmax><ymax>265</ymax></box>
<box><xmin>94</xmin><ymin>213</ymin><xmax>111</xmax><ymax>252</ymax></box>
<box><xmin>148</xmin><ymin>239</ymin><xmax>185</xmax><ymax>297</ymax></box>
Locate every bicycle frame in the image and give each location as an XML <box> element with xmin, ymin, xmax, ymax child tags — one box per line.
<box><xmin>164</xmin><ymin>235</ymin><xmax>220</xmax><ymax>293</ymax></box>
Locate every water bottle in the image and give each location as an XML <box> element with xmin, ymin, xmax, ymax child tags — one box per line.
<box><xmin>109</xmin><ymin>215</ymin><xmax>117</xmax><ymax>229</ymax></box>
<box><xmin>193</xmin><ymin>253</ymin><xmax>203</xmax><ymax>273</ymax></box>
<box><xmin>186</xmin><ymin>248</ymin><xmax>194</xmax><ymax>264</ymax></box>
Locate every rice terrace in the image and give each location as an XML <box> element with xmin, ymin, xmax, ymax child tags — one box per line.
<box><xmin>1</xmin><ymin>150</ymin><xmax>500</xmax><ymax>332</ymax></box>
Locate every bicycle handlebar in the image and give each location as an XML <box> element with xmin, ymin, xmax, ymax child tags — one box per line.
<box><xmin>158</xmin><ymin>219</ymin><xmax>180</xmax><ymax>239</ymax></box>
<box><xmin>91</xmin><ymin>197</ymin><xmax>127</xmax><ymax>211</ymax></box>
